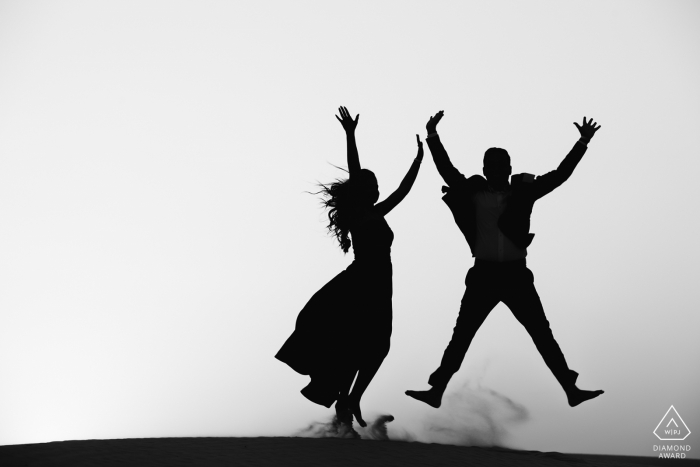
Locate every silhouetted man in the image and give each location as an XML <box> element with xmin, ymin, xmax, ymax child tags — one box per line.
<box><xmin>406</xmin><ymin>111</ymin><xmax>604</xmax><ymax>408</ymax></box>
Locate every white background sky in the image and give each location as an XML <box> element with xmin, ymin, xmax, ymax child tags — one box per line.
<box><xmin>1</xmin><ymin>0</ymin><xmax>698</xmax><ymax>459</ymax></box>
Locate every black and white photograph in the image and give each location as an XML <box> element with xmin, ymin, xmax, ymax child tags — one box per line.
<box><xmin>0</xmin><ymin>1</ymin><xmax>698</xmax><ymax>466</ymax></box>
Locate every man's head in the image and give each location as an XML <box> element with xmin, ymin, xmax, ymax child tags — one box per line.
<box><xmin>483</xmin><ymin>147</ymin><xmax>511</xmax><ymax>187</ymax></box>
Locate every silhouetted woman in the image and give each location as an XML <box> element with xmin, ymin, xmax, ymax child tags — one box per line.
<box><xmin>276</xmin><ymin>106</ymin><xmax>423</xmax><ymax>428</ymax></box>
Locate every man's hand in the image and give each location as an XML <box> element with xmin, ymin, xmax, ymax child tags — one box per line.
<box><xmin>574</xmin><ymin>117</ymin><xmax>601</xmax><ymax>142</ymax></box>
<box><xmin>426</xmin><ymin>110</ymin><xmax>444</xmax><ymax>134</ymax></box>
<box><xmin>335</xmin><ymin>106</ymin><xmax>359</xmax><ymax>133</ymax></box>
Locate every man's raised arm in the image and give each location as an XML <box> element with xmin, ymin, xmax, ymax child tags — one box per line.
<box><xmin>425</xmin><ymin>110</ymin><xmax>465</xmax><ymax>188</ymax></box>
<box><xmin>532</xmin><ymin>117</ymin><xmax>602</xmax><ymax>199</ymax></box>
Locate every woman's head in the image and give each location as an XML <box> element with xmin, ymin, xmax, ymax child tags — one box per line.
<box><xmin>353</xmin><ymin>169</ymin><xmax>379</xmax><ymax>207</ymax></box>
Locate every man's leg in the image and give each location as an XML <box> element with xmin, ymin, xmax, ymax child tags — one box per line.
<box><xmin>503</xmin><ymin>267</ymin><xmax>603</xmax><ymax>407</ymax></box>
<box><xmin>407</xmin><ymin>266</ymin><xmax>499</xmax><ymax>408</ymax></box>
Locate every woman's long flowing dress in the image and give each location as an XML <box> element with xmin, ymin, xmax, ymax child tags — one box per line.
<box><xmin>275</xmin><ymin>214</ymin><xmax>394</xmax><ymax>407</ymax></box>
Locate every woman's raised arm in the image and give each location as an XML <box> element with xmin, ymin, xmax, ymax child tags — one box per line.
<box><xmin>335</xmin><ymin>106</ymin><xmax>361</xmax><ymax>177</ymax></box>
<box><xmin>375</xmin><ymin>135</ymin><xmax>424</xmax><ymax>216</ymax></box>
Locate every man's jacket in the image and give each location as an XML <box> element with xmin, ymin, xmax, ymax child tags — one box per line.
<box><xmin>427</xmin><ymin>135</ymin><xmax>587</xmax><ymax>256</ymax></box>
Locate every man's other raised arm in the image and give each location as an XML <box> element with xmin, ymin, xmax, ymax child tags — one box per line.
<box><xmin>425</xmin><ymin>110</ymin><xmax>465</xmax><ymax>187</ymax></box>
<box><xmin>532</xmin><ymin>116</ymin><xmax>602</xmax><ymax>199</ymax></box>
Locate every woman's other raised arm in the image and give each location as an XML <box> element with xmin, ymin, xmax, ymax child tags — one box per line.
<box><xmin>375</xmin><ymin>135</ymin><xmax>424</xmax><ymax>216</ymax></box>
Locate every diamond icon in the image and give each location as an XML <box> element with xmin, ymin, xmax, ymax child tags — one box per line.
<box><xmin>654</xmin><ymin>406</ymin><xmax>691</xmax><ymax>441</ymax></box>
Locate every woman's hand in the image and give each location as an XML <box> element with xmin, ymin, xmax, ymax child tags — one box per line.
<box><xmin>335</xmin><ymin>106</ymin><xmax>359</xmax><ymax>133</ymax></box>
<box><xmin>416</xmin><ymin>134</ymin><xmax>424</xmax><ymax>160</ymax></box>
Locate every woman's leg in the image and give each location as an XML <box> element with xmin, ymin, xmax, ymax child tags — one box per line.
<box><xmin>335</xmin><ymin>365</ymin><xmax>358</xmax><ymax>423</ymax></box>
<box><xmin>347</xmin><ymin>337</ymin><xmax>390</xmax><ymax>427</ymax></box>
<box><xmin>347</xmin><ymin>272</ymin><xmax>393</xmax><ymax>427</ymax></box>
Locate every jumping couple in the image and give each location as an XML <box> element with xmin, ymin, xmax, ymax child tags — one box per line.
<box><xmin>275</xmin><ymin>106</ymin><xmax>604</xmax><ymax>431</ymax></box>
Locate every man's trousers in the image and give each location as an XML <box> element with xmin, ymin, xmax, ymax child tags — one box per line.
<box><xmin>428</xmin><ymin>259</ymin><xmax>578</xmax><ymax>392</ymax></box>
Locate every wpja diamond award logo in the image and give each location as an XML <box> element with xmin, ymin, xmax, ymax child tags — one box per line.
<box><xmin>653</xmin><ymin>405</ymin><xmax>691</xmax><ymax>459</ymax></box>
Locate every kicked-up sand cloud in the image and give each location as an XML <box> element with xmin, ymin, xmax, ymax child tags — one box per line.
<box><xmin>296</xmin><ymin>414</ymin><xmax>399</xmax><ymax>440</ymax></box>
<box><xmin>296</xmin><ymin>382</ymin><xmax>528</xmax><ymax>447</ymax></box>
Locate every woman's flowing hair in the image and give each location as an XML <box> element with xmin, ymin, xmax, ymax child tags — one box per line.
<box><xmin>319</xmin><ymin>177</ymin><xmax>354</xmax><ymax>253</ymax></box>
<box><xmin>317</xmin><ymin>168</ymin><xmax>373</xmax><ymax>254</ymax></box>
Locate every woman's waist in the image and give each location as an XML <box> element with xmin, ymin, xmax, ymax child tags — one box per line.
<box><xmin>351</xmin><ymin>253</ymin><xmax>392</xmax><ymax>263</ymax></box>
<box><xmin>348</xmin><ymin>255</ymin><xmax>393</xmax><ymax>272</ymax></box>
